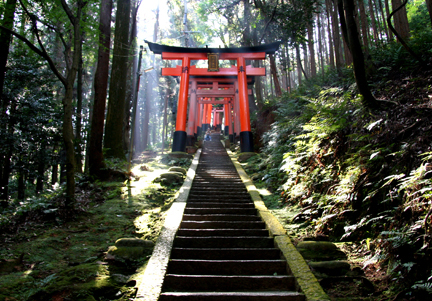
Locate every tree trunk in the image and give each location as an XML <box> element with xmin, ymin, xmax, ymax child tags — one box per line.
<box><xmin>0</xmin><ymin>97</ymin><xmax>16</xmax><ymax>200</ymax></box>
<box><xmin>373</xmin><ymin>0</ymin><xmax>385</xmax><ymax>40</ymax></box>
<box><xmin>307</xmin><ymin>22</ymin><xmax>317</xmax><ymax>77</ymax></box>
<box><xmin>378</xmin><ymin>0</ymin><xmax>390</xmax><ymax>40</ymax></box>
<box><xmin>368</xmin><ymin>0</ymin><xmax>379</xmax><ymax>42</ymax></box>
<box><xmin>104</xmin><ymin>0</ymin><xmax>131</xmax><ymax>160</ymax></box>
<box><xmin>385</xmin><ymin>0</ymin><xmax>394</xmax><ymax>40</ymax></box>
<box><xmin>341</xmin><ymin>0</ymin><xmax>378</xmax><ymax>109</ymax></box>
<box><xmin>124</xmin><ymin>1</ymin><xmax>140</xmax><ymax>157</ymax></box>
<box><xmin>242</xmin><ymin>0</ymin><xmax>251</xmax><ymax>46</ymax></box>
<box><xmin>36</xmin><ymin>145</ymin><xmax>46</xmax><ymax>193</ymax></box>
<box><xmin>142</xmin><ymin>73</ymin><xmax>150</xmax><ymax>151</ymax></box>
<box><xmin>357</xmin><ymin>0</ymin><xmax>370</xmax><ymax>51</ymax></box>
<box><xmin>17</xmin><ymin>161</ymin><xmax>25</xmax><ymax>200</ymax></box>
<box><xmin>269</xmin><ymin>54</ymin><xmax>282</xmax><ymax>97</ymax></box>
<box><xmin>303</xmin><ymin>43</ymin><xmax>309</xmax><ymax>78</ymax></box>
<box><xmin>88</xmin><ymin>0</ymin><xmax>113</xmax><ymax>179</ymax></box>
<box><xmin>427</xmin><ymin>0</ymin><xmax>432</xmax><ymax>26</ymax></box>
<box><xmin>391</xmin><ymin>0</ymin><xmax>410</xmax><ymax>40</ymax></box>
<box><xmin>252</xmin><ymin>30</ymin><xmax>263</xmax><ymax>107</ymax></box>
<box><xmin>326</xmin><ymin>0</ymin><xmax>336</xmax><ymax>69</ymax></box>
<box><xmin>332</xmin><ymin>0</ymin><xmax>344</xmax><ymax>74</ymax></box>
<box><xmin>75</xmin><ymin>55</ymin><xmax>83</xmax><ymax>173</ymax></box>
<box><xmin>0</xmin><ymin>0</ymin><xmax>17</xmax><ymax>104</ymax></box>
<box><xmin>296</xmin><ymin>45</ymin><xmax>303</xmax><ymax>85</ymax></box>
<box><xmin>52</xmin><ymin>164</ymin><xmax>58</xmax><ymax>185</ymax></box>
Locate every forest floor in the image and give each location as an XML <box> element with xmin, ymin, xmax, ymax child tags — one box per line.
<box><xmin>0</xmin><ymin>153</ymin><xmax>188</xmax><ymax>301</ymax></box>
<box><xmin>240</xmin><ymin>60</ymin><xmax>432</xmax><ymax>301</ymax></box>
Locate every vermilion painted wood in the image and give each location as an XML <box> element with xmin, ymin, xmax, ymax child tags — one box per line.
<box><xmin>162</xmin><ymin>65</ymin><xmax>265</xmax><ymax>77</ymax></box>
<box><xmin>176</xmin><ymin>57</ymin><xmax>190</xmax><ymax>132</ymax></box>
<box><xmin>191</xmin><ymin>78</ymin><xmax>253</xmax><ymax>84</ymax></box>
<box><xmin>198</xmin><ymin>100</ymin><xmax>230</xmax><ymax>104</ymax></box>
<box><xmin>237</xmin><ymin>57</ymin><xmax>251</xmax><ymax>132</ymax></box>
<box><xmin>206</xmin><ymin>103</ymin><xmax>212</xmax><ymax>125</ymax></box>
<box><xmin>234</xmin><ymin>81</ymin><xmax>240</xmax><ymax>136</ymax></box>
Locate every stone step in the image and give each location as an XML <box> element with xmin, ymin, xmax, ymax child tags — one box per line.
<box><xmin>170</xmin><ymin>248</ymin><xmax>282</xmax><ymax>260</ymax></box>
<box><xmin>173</xmin><ymin>237</ymin><xmax>275</xmax><ymax>248</ymax></box>
<box><xmin>166</xmin><ymin>259</ymin><xmax>288</xmax><ymax>275</ymax></box>
<box><xmin>186</xmin><ymin>202</ymin><xmax>255</xmax><ymax>208</ymax></box>
<box><xmin>162</xmin><ymin>274</ymin><xmax>297</xmax><ymax>292</ymax></box>
<box><xmin>182</xmin><ymin>214</ymin><xmax>261</xmax><ymax>222</ymax></box>
<box><xmin>188</xmin><ymin>191</ymin><xmax>250</xmax><ymax>197</ymax></box>
<box><xmin>176</xmin><ymin>229</ymin><xmax>269</xmax><ymax>237</ymax></box>
<box><xmin>187</xmin><ymin>197</ymin><xmax>252</xmax><ymax>203</ymax></box>
<box><xmin>190</xmin><ymin>187</ymin><xmax>249</xmax><ymax>193</ymax></box>
<box><xmin>159</xmin><ymin>291</ymin><xmax>305</xmax><ymax>301</ymax></box>
<box><xmin>180</xmin><ymin>221</ymin><xmax>266</xmax><ymax>229</ymax></box>
<box><xmin>184</xmin><ymin>208</ymin><xmax>257</xmax><ymax>215</ymax></box>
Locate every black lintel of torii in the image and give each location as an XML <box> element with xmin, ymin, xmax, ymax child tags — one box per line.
<box><xmin>145</xmin><ymin>41</ymin><xmax>281</xmax><ymax>55</ymax></box>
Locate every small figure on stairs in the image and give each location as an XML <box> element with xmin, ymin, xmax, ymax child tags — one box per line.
<box><xmin>205</xmin><ymin>128</ymin><xmax>211</xmax><ymax>141</ymax></box>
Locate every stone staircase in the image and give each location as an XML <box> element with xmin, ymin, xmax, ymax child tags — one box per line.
<box><xmin>158</xmin><ymin>136</ymin><xmax>305</xmax><ymax>300</ymax></box>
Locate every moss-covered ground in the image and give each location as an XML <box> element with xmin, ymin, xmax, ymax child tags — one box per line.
<box><xmin>0</xmin><ymin>155</ymin><xmax>190</xmax><ymax>301</ymax></box>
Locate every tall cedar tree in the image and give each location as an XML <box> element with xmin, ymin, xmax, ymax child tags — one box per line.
<box><xmin>0</xmin><ymin>0</ymin><xmax>18</xmax><ymax>200</ymax></box>
<box><xmin>104</xmin><ymin>0</ymin><xmax>131</xmax><ymax>160</ymax></box>
<box><xmin>338</xmin><ymin>0</ymin><xmax>378</xmax><ymax>109</ymax></box>
<box><xmin>88</xmin><ymin>0</ymin><xmax>113</xmax><ymax>178</ymax></box>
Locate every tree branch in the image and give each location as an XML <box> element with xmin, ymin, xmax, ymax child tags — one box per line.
<box><xmin>18</xmin><ymin>0</ymin><xmax>69</xmax><ymax>59</ymax></box>
<box><xmin>387</xmin><ymin>0</ymin><xmax>424</xmax><ymax>64</ymax></box>
<box><xmin>257</xmin><ymin>0</ymin><xmax>278</xmax><ymax>44</ymax></box>
<box><xmin>0</xmin><ymin>25</ymin><xmax>66</xmax><ymax>86</ymax></box>
<box><xmin>60</xmin><ymin>0</ymin><xmax>76</xmax><ymax>25</ymax></box>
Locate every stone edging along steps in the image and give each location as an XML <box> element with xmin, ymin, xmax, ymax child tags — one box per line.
<box><xmin>135</xmin><ymin>137</ymin><xmax>329</xmax><ymax>301</ymax></box>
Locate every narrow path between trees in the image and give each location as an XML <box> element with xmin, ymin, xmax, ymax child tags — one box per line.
<box><xmin>136</xmin><ymin>133</ymin><xmax>328</xmax><ymax>300</ymax></box>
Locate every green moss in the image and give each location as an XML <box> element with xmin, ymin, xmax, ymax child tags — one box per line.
<box><xmin>0</xmin><ymin>156</ymin><xmax>183</xmax><ymax>300</ymax></box>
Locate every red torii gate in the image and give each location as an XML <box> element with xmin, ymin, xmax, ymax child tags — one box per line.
<box><xmin>188</xmin><ymin>77</ymin><xmax>248</xmax><ymax>143</ymax></box>
<box><xmin>146</xmin><ymin>41</ymin><xmax>280</xmax><ymax>153</ymax></box>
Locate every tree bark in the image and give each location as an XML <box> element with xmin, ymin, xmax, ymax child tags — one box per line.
<box><xmin>0</xmin><ymin>0</ymin><xmax>17</xmax><ymax>104</ymax></box>
<box><xmin>384</xmin><ymin>0</ymin><xmax>394</xmax><ymax>40</ymax></box>
<box><xmin>368</xmin><ymin>0</ymin><xmax>379</xmax><ymax>41</ymax></box>
<box><xmin>326</xmin><ymin>0</ymin><xmax>336</xmax><ymax>69</ymax></box>
<box><xmin>88</xmin><ymin>0</ymin><xmax>113</xmax><ymax>178</ymax></box>
<box><xmin>391</xmin><ymin>0</ymin><xmax>410</xmax><ymax>40</ymax></box>
<box><xmin>307</xmin><ymin>22</ymin><xmax>317</xmax><ymax>77</ymax></box>
<box><xmin>357</xmin><ymin>0</ymin><xmax>370</xmax><ymax>51</ymax></box>
<box><xmin>36</xmin><ymin>144</ymin><xmax>46</xmax><ymax>193</ymax></box>
<box><xmin>340</xmin><ymin>0</ymin><xmax>378</xmax><ymax>109</ymax></box>
<box><xmin>142</xmin><ymin>73</ymin><xmax>150</xmax><ymax>151</ymax></box>
<box><xmin>0</xmin><ymin>97</ymin><xmax>17</xmax><ymax>200</ymax></box>
<box><xmin>427</xmin><ymin>0</ymin><xmax>432</xmax><ymax>26</ymax></box>
<box><xmin>104</xmin><ymin>0</ymin><xmax>131</xmax><ymax>160</ymax></box>
<box><xmin>332</xmin><ymin>0</ymin><xmax>344</xmax><ymax>74</ymax></box>
<box><xmin>75</xmin><ymin>54</ymin><xmax>84</xmax><ymax>173</ymax></box>
<box><xmin>269</xmin><ymin>54</ymin><xmax>282</xmax><ymax>97</ymax></box>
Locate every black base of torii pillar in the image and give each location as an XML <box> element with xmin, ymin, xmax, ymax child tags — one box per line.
<box><xmin>172</xmin><ymin>131</ymin><xmax>187</xmax><ymax>152</ymax></box>
<box><xmin>240</xmin><ymin>131</ymin><xmax>254</xmax><ymax>152</ymax></box>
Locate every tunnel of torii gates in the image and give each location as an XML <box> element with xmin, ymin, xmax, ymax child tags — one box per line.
<box><xmin>145</xmin><ymin>41</ymin><xmax>281</xmax><ymax>153</ymax></box>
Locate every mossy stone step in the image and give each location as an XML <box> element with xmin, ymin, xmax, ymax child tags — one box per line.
<box><xmin>308</xmin><ymin>261</ymin><xmax>351</xmax><ymax>277</ymax></box>
<box><xmin>296</xmin><ymin>241</ymin><xmax>347</xmax><ymax>261</ymax></box>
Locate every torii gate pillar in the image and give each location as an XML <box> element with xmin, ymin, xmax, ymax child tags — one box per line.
<box><xmin>172</xmin><ymin>57</ymin><xmax>190</xmax><ymax>152</ymax></box>
<box><xmin>237</xmin><ymin>57</ymin><xmax>253</xmax><ymax>152</ymax></box>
